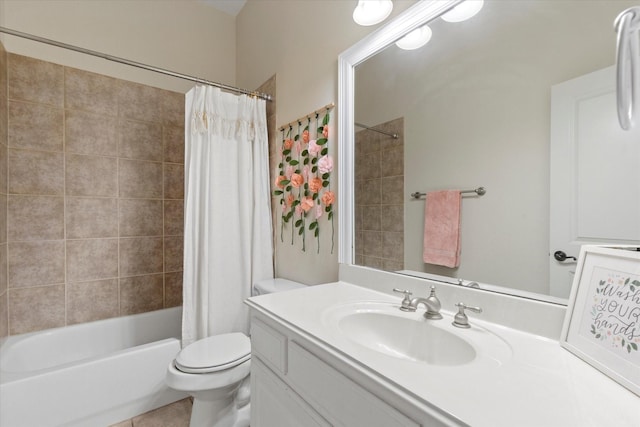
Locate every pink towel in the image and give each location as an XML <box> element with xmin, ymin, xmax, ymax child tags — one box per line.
<box><xmin>423</xmin><ymin>190</ymin><xmax>462</xmax><ymax>268</ymax></box>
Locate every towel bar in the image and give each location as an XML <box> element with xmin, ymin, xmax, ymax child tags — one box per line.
<box><xmin>411</xmin><ymin>187</ymin><xmax>486</xmax><ymax>199</ymax></box>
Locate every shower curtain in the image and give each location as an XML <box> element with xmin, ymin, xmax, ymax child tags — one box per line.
<box><xmin>182</xmin><ymin>86</ymin><xmax>274</xmax><ymax>347</ymax></box>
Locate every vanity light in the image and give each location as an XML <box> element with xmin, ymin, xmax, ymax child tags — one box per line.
<box><xmin>441</xmin><ymin>0</ymin><xmax>484</xmax><ymax>23</ymax></box>
<box><xmin>395</xmin><ymin>25</ymin><xmax>432</xmax><ymax>50</ymax></box>
<box><xmin>352</xmin><ymin>0</ymin><xmax>393</xmax><ymax>26</ymax></box>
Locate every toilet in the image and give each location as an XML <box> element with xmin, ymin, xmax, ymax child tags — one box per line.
<box><xmin>166</xmin><ymin>278</ymin><xmax>306</xmax><ymax>427</ymax></box>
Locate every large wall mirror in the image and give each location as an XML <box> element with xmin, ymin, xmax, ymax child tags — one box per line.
<box><xmin>338</xmin><ymin>0</ymin><xmax>640</xmax><ymax>305</ymax></box>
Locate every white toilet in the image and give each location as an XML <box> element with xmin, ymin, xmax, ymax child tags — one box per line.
<box><xmin>166</xmin><ymin>278</ymin><xmax>305</xmax><ymax>427</ymax></box>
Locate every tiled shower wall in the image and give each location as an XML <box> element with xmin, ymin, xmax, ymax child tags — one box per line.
<box><xmin>354</xmin><ymin>117</ymin><xmax>404</xmax><ymax>271</ymax></box>
<box><xmin>1</xmin><ymin>52</ymin><xmax>185</xmax><ymax>336</ymax></box>
<box><xmin>1</xmin><ymin>42</ymin><xmax>8</xmax><ymax>340</ymax></box>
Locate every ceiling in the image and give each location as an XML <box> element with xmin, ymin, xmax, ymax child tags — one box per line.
<box><xmin>199</xmin><ymin>0</ymin><xmax>248</xmax><ymax>16</ymax></box>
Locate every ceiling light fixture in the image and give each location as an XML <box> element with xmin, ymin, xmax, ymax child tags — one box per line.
<box><xmin>441</xmin><ymin>0</ymin><xmax>484</xmax><ymax>23</ymax></box>
<box><xmin>395</xmin><ymin>25</ymin><xmax>432</xmax><ymax>50</ymax></box>
<box><xmin>352</xmin><ymin>0</ymin><xmax>393</xmax><ymax>26</ymax></box>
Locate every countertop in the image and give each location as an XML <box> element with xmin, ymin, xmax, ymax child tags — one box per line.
<box><xmin>246</xmin><ymin>281</ymin><xmax>639</xmax><ymax>427</ymax></box>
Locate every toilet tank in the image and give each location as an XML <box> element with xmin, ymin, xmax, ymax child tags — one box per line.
<box><xmin>252</xmin><ymin>278</ymin><xmax>306</xmax><ymax>296</ymax></box>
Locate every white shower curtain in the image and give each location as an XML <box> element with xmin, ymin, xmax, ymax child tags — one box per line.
<box><xmin>182</xmin><ymin>86</ymin><xmax>274</xmax><ymax>347</ymax></box>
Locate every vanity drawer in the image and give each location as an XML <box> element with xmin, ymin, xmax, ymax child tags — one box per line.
<box><xmin>250</xmin><ymin>318</ymin><xmax>288</xmax><ymax>375</ymax></box>
<box><xmin>287</xmin><ymin>341</ymin><xmax>420</xmax><ymax>427</ymax></box>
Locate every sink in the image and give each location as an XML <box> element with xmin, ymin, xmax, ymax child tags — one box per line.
<box><xmin>338</xmin><ymin>311</ymin><xmax>475</xmax><ymax>366</ymax></box>
<box><xmin>323</xmin><ymin>301</ymin><xmax>512</xmax><ymax>367</ymax></box>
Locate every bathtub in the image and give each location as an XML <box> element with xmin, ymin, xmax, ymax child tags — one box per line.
<box><xmin>0</xmin><ymin>307</ymin><xmax>189</xmax><ymax>427</ymax></box>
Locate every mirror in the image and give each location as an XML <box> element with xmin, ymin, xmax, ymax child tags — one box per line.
<box><xmin>339</xmin><ymin>0</ymin><xmax>640</xmax><ymax>304</ymax></box>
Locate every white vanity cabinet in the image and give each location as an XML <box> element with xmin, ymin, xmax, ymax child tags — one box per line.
<box><xmin>249</xmin><ymin>312</ymin><xmax>455</xmax><ymax>427</ymax></box>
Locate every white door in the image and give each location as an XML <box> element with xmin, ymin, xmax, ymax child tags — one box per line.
<box><xmin>550</xmin><ymin>65</ymin><xmax>640</xmax><ymax>299</ymax></box>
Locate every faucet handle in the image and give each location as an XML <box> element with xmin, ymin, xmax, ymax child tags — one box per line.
<box><xmin>452</xmin><ymin>302</ymin><xmax>483</xmax><ymax>328</ymax></box>
<box><xmin>392</xmin><ymin>288</ymin><xmax>414</xmax><ymax>311</ymax></box>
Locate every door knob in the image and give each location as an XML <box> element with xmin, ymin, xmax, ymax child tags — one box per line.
<box><xmin>554</xmin><ymin>250</ymin><xmax>577</xmax><ymax>262</ymax></box>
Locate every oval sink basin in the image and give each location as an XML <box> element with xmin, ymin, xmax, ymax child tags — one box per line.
<box><xmin>338</xmin><ymin>311</ymin><xmax>475</xmax><ymax>366</ymax></box>
<box><xmin>323</xmin><ymin>301</ymin><xmax>512</xmax><ymax>367</ymax></box>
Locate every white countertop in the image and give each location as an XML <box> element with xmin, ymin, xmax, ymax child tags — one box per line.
<box><xmin>247</xmin><ymin>281</ymin><xmax>639</xmax><ymax>427</ymax></box>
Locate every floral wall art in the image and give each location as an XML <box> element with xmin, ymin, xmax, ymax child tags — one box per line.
<box><xmin>274</xmin><ymin>107</ymin><xmax>334</xmax><ymax>253</ymax></box>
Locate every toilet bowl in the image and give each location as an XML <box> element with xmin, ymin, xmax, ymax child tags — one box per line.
<box><xmin>166</xmin><ymin>278</ymin><xmax>305</xmax><ymax>427</ymax></box>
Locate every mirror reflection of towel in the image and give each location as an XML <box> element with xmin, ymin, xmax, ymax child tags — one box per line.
<box><xmin>423</xmin><ymin>190</ymin><xmax>462</xmax><ymax>268</ymax></box>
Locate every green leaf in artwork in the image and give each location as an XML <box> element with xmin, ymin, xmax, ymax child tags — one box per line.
<box><xmin>274</xmin><ymin>190</ymin><xmax>283</xmax><ymax>195</ymax></box>
<box><xmin>304</xmin><ymin>125</ymin><xmax>309</xmax><ymax>131</ymax></box>
<box><xmin>316</xmin><ymin>138</ymin><xmax>328</xmax><ymax>145</ymax></box>
<box><xmin>312</xmin><ymin>166</ymin><xmax>318</xmax><ymax>173</ymax></box>
<box><xmin>314</xmin><ymin>228</ymin><xmax>319</xmax><ymax>237</ymax></box>
<box><xmin>283</xmin><ymin>216</ymin><xmax>289</xmax><ymax>223</ymax></box>
<box><xmin>290</xmin><ymin>160</ymin><xmax>299</xmax><ymax>166</ymax></box>
<box><xmin>303</xmin><ymin>158</ymin><xmax>309</xmax><ymax>165</ymax></box>
<box><xmin>286</xmin><ymin>212</ymin><xmax>293</xmax><ymax>220</ymax></box>
<box><xmin>312</xmin><ymin>193</ymin><xmax>318</xmax><ymax>200</ymax></box>
<box><xmin>325</xmin><ymin>206</ymin><xmax>331</xmax><ymax>213</ymax></box>
<box><xmin>631</xmin><ymin>343</ymin><xmax>638</xmax><ymax>351</ymax></box>
<box><xmin>286</xmin><ymin>156</ymin><xmax>292</xmax><ymax>162</ymax></box>
<box><xmin>328</xmin><ymin>212</ymin><xmax>333</xmax><ymax>220</ymax></box>
<box><xmin>309</xmin><ymin>222</ymin><xmax>317</xmax><ymax>230</ymax></box>
<box><xmin>286</xmin><ymin>186</ymin><xmax>292</xmax><ymax>192</ymax></box>
<box><xmin>302</xmin><ymin>149</ymin><xmax>309</xmax><ymax>156</ymax></box>
<box><xmin>321</xmin><ymin>147</ymin><xmax>328</xmax><ymax>156</ymax></box>
<box><xmin>295</xmin><ymin>219</ymin><xmax>302</xmax><ymax>227</ymax></box>
<box><xmin>322</xmin><ymin>181</ymin><xmax>329</xmax><ymax>187</ymax></box>
<box><xmin>317</xmin><ymin>127</ymin><xmax>324</xmax><ymax>133</ymax></box>
<box><xmin>595</xmin><ymin>334</ymin><xmax>601</xmax><ymax>339</ymax></box>
<box><xmin>622</xmin><ymin>339</ymin><xmax>626</xmax><ymax>347</ymax></box>
<box><xmin>278</xmin><ymin>162</ymin><xmax>283</xmax><ymax>168</ymax></box>
<box><xmin>281</xmin><ymin>179</ymin><xmax>290</xmax><ymax>185</ymax></box>
<box><xmin>322</xmin><ymin>173</ymin><xmax>330</xmax><ymax>180</ymax></box>
<box><xmin>312</xmin><ymin>158</ymin><xmax>318</xmax><ymax>165</ymax></box>
<box><xmin>298</xmin><ymin>227</ymin><xmax>304</xmax><ymax>235</ymax></box>
<box><xmin>322</xmin><ymin>113</ymin><xmax>330</xmax><ymax>125</ymax></box>
<box><xmin>625</xmin><ymin>278</ymin><xmax>630</xmax><ymax>284</ymax></box>
<box><xmin>283</xmin><ymin>149</ymin><xmax>291</xmax><ymax>156</ymax></box>
<box><xmin>294</xmin><ymin>134</ymin><xmax>299</xmax><ymax>141</ymax></box>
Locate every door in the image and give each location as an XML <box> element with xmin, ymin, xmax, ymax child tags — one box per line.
<box><xmin>550</xmin><ymin>65</ymin><xmax>640</xmax><ymax>299</ymax></box>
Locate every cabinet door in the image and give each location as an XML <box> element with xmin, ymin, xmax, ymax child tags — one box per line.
<box><xmin>287</xmin><ymin>341</ymin><xmax>420</xmax><ymax>427</ymax></box>
<box><xmin>251</xmin><ymin>358</ymin><xmax>330</xmax><ymax>427</ymax></box>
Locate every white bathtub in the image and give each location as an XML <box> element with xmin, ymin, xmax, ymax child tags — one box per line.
<box><xmin>0</xmin><ymin>307</ymin><xmax>189</xmax><ymax>427</ymax></box>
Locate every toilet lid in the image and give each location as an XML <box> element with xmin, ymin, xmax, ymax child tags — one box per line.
<box><xmin>175</xmin><ymin>332</ymin><xmax>251</xmax><ymax>374</ymax></box>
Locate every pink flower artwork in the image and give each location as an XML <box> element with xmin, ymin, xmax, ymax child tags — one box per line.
<box><xmin>308</xmin><ymin>140</ymin><xmax>321</xmax><ymax>157</ymax></box>
<box><xmin>318</xmin><ymin>155</ymin><xmax>333</xmax><ymax>174</ymax></box>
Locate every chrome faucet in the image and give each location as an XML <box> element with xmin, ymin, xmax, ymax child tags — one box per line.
<box><xmin>393</xmin><ymin>286</ymin><xmax>442</xmax><ymax>320</ymax></box>
<box><xmin>452</xmin><ymin>302</ymin><xmax>483</xmax><ymax>328</ymax></box>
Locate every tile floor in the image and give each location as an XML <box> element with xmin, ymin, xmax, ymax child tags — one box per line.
<box><xmin>109</xmin><ymin>398</ymin><xmax>192</xmax><ymax>427</ymax></box>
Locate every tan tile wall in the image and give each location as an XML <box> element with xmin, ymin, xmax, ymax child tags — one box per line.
<box><xmin>354</xmin><ymin>117</ymin><xmax>404</xmax><ymax>272</ymax></box>
<box><xmin>1</xmin><ymin>41</ymin><xmax>8</xmax><ymax>340</ymax></box>
<box><xmin>4</xmin><ymin>53</ymin><xmax>184</xmax><ymax>336</ymax></box>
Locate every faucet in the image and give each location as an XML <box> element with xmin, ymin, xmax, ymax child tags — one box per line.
<box><xmin>393</xmin><ymin>286</ymin><xmax>442</xmax><ymax>320</ymax></box>
<box><xmin>452</xmin><ymin>302</ymin><xmax>483</xmax><ymax>328</ymax></box>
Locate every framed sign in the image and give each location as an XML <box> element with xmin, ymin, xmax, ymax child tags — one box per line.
<box><xmin>561</xmin><ymin>245</ymin><xmax>640</xmax><ymax>396</ymax></box>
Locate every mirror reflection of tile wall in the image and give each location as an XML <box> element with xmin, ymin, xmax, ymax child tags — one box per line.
<box><xmin>354</xmin><ymin>117</ymin><xmax>404</xmax><ymax>271</ymax></box>
<box><xmin>0</xmin><ymin>41</ymin><xmax>8</xmax><ymax>340</ymax></box>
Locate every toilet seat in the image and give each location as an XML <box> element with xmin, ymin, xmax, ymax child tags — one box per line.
<box><xmin>175</xmin><ymin>332</ymin><xmax>251</xmax><ymax>374</ymax></box>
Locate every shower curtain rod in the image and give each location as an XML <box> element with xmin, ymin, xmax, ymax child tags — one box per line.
<box><xmin>0</xmin><ymin>26</ymin><xmax>272</xmax><ymax>101</ymax></box>
<box><xmin>354</xmin><ymin>122</ymin><xmax>399</xmax><ymax>139</ymax></box>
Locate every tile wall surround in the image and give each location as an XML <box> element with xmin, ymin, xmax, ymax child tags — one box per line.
<box><xmin>2</xmin><ymin>52</ymin><xmax>185</xmax><ymax>336</ymax></box>
<box><xmin>1</xmin><ymin>41</ymin><xmax>8</xmax><ymax>340</ymax></box>
<box><xmin>354</xmin><ymin>117</ymin><xmax>404</xmax><ymax>271</ymax></box>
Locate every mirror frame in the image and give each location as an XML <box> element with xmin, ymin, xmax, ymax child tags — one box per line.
<box><xmin>337</xmin><ymin>0</ymin><xmax>567</xmax><ymax>305</ymax></box>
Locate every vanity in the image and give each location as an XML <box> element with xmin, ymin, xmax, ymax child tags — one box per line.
<box><xmin>246</xmin><ymin>273</ymin><xmax>639</xmax><ymax>427</ymax></box>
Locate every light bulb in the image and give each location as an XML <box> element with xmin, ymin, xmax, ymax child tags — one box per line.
<box><xmin>353</xmin><ymin>0</ymin><xmax>393</xmax><ymax>26</ymax></box>
<box><xmin>441</xmin><ymin>0</ymin><xmax>484</xmax><ymax>23</ymax></box>
<box><xmin>395</xmin><ymin>25</ymin><xmax>432</xmax><ymax>50</ymax></box>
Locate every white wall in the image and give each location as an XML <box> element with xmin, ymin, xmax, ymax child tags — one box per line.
<box><xmin>236</xmin><ymin>0</ymin><xmax>416</xmax><ymax>284</ymax></box>
<box><xmin>0</xmin><ymin>0</ymin><xmax>236</xmax><ymax>93</ymax></box>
